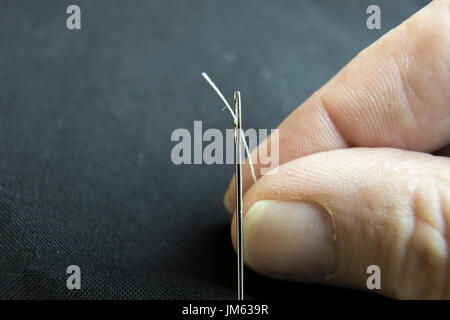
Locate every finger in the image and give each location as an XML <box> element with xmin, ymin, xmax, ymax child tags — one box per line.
<box><xmin>225</xmin><ymin>0</ymin><xmax>450</xmax><ymax>213</ymax></box>
<box><xmin>231</xmin><ymin>148</ymin><xmax>450</xmax><ymax>299</ymax></box>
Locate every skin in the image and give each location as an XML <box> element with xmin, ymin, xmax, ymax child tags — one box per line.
<box><xmin>224</xmin><ymin>0</ymin><xmax>450</xmax><ymax>299</ymax></box>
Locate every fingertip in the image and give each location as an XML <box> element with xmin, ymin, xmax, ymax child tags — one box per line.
<box><xmin>242</xmin><ymin>200</ymin><xmax>337</xmax><ymax>279</ymax></box>
<box><xmin>230</xmin><ymin>212</ymin><xmax>237</xmax><ymax>252</ymax></box>
<box><xmin>223</xmin><ymin>189</ymin><xmax>233</xmax><ymax>214</ymax></box>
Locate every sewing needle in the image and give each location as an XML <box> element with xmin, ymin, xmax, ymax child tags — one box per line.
<box><xmin>234</xmin><ymin>91</ymin><xmax>244</xmax><ymax>300</ymax></box>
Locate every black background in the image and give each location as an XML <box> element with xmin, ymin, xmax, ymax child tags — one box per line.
<box><xmin>0</xmin><ymin>0</ymin><xmax>427</xmax><ymax>299</ymax></box>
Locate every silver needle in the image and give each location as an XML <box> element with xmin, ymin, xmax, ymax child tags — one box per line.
<box><xmin>234</xmin><ymin>91</ymin><xmax>244</xmax><ymax>300</ymax></box>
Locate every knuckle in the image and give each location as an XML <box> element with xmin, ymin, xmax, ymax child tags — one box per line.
<box><xmin>390</xmin><ymin>1</ymin><xmax>450</xmax><ymax>149</ymax></box>
<box><xmin>410</xmin><ymin>0</ymin><xmax>450</xmax><ymax>59</ymax></box>
<box><xmin>394</xmin><ymin>177</ymin><xmax>450</xmax><ymax>299</ymax></box>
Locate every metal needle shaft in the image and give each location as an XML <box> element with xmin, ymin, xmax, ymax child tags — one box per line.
<box><xmin>234</xmin><ymin>91</ymin><xmax>244</xmax><ymax>300</ymax></box>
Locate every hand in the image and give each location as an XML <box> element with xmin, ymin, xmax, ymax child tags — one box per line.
<box><xmin>224</xmin><ymin>0</ymin><xmax>450</xmax><ymax>299</ymax></box>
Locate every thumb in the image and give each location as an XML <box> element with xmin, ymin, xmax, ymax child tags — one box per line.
<box><xmin>231</xmin><ymin>148</ymin><xmax>450</xmax><ymax>299</ymax></box>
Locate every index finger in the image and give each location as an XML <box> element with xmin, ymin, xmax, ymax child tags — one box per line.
<box><xmin>225</xmin><ymin>0</ymin><xmax>450</xmax><ymax>213</ymax></box>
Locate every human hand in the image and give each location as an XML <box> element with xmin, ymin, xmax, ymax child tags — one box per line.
<box><xmin>224</xmin><ymin>0</ymin><xmax>450</xmax><ymax>299</ymax></box>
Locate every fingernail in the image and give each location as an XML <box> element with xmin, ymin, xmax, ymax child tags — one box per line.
<box><xmin>244</xmin><ymin>200</ymin><xmax>336</xmax><ymax>279</ymax></box>
<box><xmin>223</xmin><ymin>190</ymin><xmax>232</xmax><ymax>214</ymax></box>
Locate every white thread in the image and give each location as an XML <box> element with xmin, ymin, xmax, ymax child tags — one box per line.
<box><xmin>241</xmin><ymin>132</ymin><xmax>257</xmax><ymax>183</ymax></box>
<box><xmin>201</xmin><ymin>72</ymin><xmax>257</xmax><ymax>183</ymax></box>
<box><xmin>201</xmin><ymin>73</ymin><xmax>237</xmax><ymax>122</ymax></box>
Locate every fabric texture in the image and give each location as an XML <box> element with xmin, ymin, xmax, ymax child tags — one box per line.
<box><xmin>0</xmin><ymin>0</ymin><xmax>427</xmax><ymax>299</ymax></box>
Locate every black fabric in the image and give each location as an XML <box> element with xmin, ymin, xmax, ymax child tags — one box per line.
<box><xmin>0</xmin><ymin>0</ymin><xmax>427</xmax><ymax>299</ymax></box>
